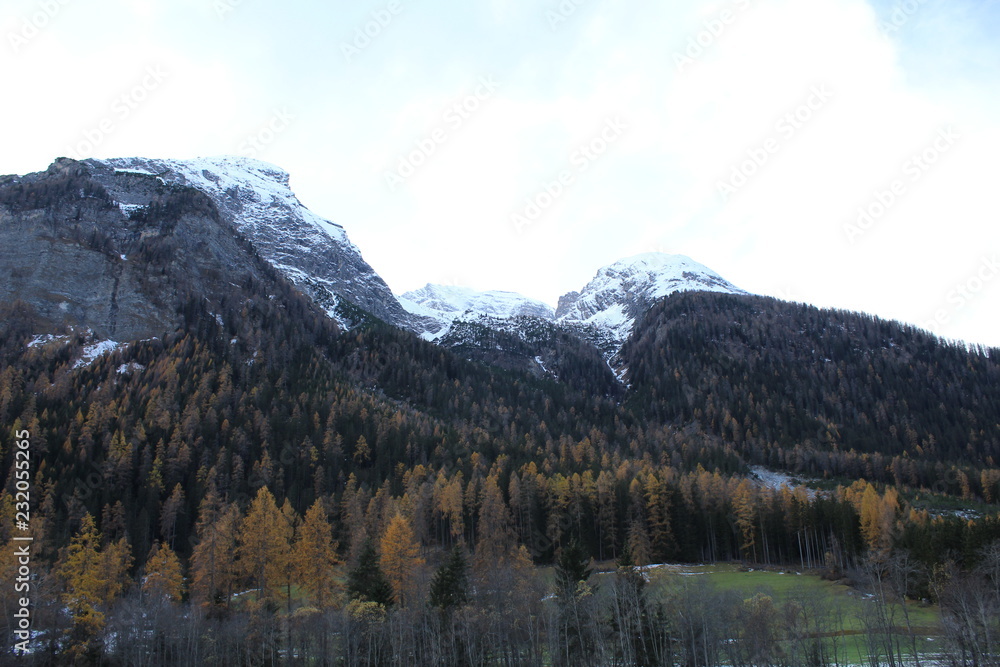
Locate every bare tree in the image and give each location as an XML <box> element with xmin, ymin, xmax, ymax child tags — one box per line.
<box><xmin>887</xmin><ymin>551</ymin><xmax>923</xmax><ymax>667</ymax></box>
<box><xmin>856</xmin><ymin>556</ymin><xmax>902</xmax><ymax>667</ymax></box>
<box><xmin>667</xmin><ymin>576</ymin><xmax>730</xmax><ymax>667</ymax></box>
<box><xmin>939</xmin><ymin>570</ymin><xmax>1000</xmax><ymax>667</ymax></box>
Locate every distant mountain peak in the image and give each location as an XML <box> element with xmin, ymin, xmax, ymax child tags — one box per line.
<box><xmin>399</xmin><ymin>283</ymin><xmax>555</xmax><ymax>340</ymax></box>
<box><xmin>555</xmin><ymin>252</ymin><xmax>747</xmax><ymax>356</ymax></box>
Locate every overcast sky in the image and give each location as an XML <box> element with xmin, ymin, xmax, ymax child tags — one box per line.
<box><xmin>2</xmin><ymin>0</ymin><xmax>998</xmax><ymax>348</ymax></box>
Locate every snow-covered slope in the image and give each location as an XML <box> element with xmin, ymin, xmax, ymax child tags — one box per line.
<box><xmin>399</xmin><ymin>284</ymin><xmax>555</xmax><ymax>340</ymax></box>
<box><xmin>396</xmin><ymin>253</ymin><xmax>746</xmax><ymax>384</ymax></box>
<box><xmin>399</xmin><ymin>253</ymin><xmax>745</xmax><ymax>363</ymax></box>
<box><xmin>556</xmin><ymin>253</ymin><xmax>747</xmax><ymax>355</ymax></box>
<box><xmin>87</xmin><ymin>156</ymin><xmax>414</xmax><ymax>329</ymax></box>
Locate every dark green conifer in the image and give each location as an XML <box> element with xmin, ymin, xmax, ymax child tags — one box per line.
<box><xmin>429</xmin><ymin>544</ymin><xmax>469</xmax><ymax>610</ymax></box>
<box><xmin>346</xmin><ymin>539</ymin><xmax>394</xmax><ymax>607</ymax></box>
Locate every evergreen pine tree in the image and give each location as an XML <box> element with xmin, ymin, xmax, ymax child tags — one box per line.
<box><xmin>347</xmin><ymin>539</ymin><xmax>394</xmax><ymax>607</ymax></box>
<box><xmin>429</xmin><ymin>544</ymin><xmax>469</xmax><ymax>610</ymax></box>
<box><xmin>555</xmin><ymin>539</ymin><xmax>593</xmax><ymax>597</ymax></box>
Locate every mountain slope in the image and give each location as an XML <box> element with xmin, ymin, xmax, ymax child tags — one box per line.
<box><xmin>622</xmin><ymin>291</ymin><xmax>1000</xmax><ymax>483</ymax></box>
<box><xmin>87</xmin><ymin>156</ymin><xmax>417</xmax><ymax>330</ymax></box>
<box><xmin>395</xmin><ymin>254</ymin><xmax>747</xmax><ymax>382</ymax></box>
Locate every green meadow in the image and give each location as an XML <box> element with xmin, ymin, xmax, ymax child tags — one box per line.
<box><xmin>636</xmin><ymin>563</ymin><xmax>943</xmax><ymax>666</ymax></box>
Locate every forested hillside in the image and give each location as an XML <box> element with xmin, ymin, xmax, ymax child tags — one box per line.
<box><xmin>624</xmin><ymin>292</ymin><xmax>1000</xmax><ymax>494</ymax></box>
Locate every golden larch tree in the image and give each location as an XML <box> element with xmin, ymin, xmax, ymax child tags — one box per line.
<box><xmin>143</xmin><ymin>541</ymin><xmax>184</xmax><ymax>602</ymax></box>
<box><xmin>238</xmin><ymin>486</ymin><xmax>292</xmax><ymax>604</ymax></box>
<box><xmin>295</xmin><ymin>499</ymin><xmax>341</xmax><ymax>608</ymax></box>
<box><xmin>860</xmin><ymin>484</ymin><xmax>898</xmax><ymax>557</ymax></box>
<box><xmin>276</xmin><ymin>498</ymin><xmax>300</xmax><ymax>613</ymax></box>
<box><xmin>190</xmin><ymin>492</ymin><xmax>240</xmax><ymax>608</ymax></box>
<box><xmin>379</xmin><ymin>513</ymin><xmax>424</xmax><ymax>606</ymax></box>
<box><xmin>732</xmin><ymin>479</ymin><xmax>757</xmax><ymax>562</ymax></box>
<box><xmin>57</xmin><ymin>513</ymin><xmax>132</xmax><ymax>656</ymax></box>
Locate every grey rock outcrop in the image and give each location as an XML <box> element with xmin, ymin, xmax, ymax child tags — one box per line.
<box><xmin>0</xmin><ymin>159</ymin><xmax>292</xmax><ymax>341</ymax></box>
<box><xmin>88</xmin><ymin>156</ymin><xmax>416</xmax><ymax>330</ymax></box>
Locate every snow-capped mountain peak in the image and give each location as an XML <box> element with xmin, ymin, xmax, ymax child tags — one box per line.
<box><xmin>99</xmin><ymin>155</ymin><xmax>352</xmax><ymax>248</ymax></box>
<box><xmin>398</xmin><ymin>253</ymin><xmax>746</xmax><ymax>367</ymax></box>
<box><xmin>86</xmin><ymin>155</ymin><xmax>414</xmax><ymax>329</ymax></box>
<box><xmin>399</xmin><ymin>284</ymin><xmax>555</xmax><ymax>339</ymax></box>
<box><xmin>555</xmin><ymin>252</ymin><xmax>747</xmax><ymax>355</ymax></box>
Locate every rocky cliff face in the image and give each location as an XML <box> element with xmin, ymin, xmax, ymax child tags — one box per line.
<box><xmin>0</xmin><ymin>155</ymin><xmax>434</xmax><ymax>345</ymax></box>
<box><xmin>554</xmin><ymin>291</ymin><xmax>581</xmax><ymax>320</ymax></box>
<box><xmin>0</xmin><ymin>158</ymin><xmax>276</xmax><ymax>342</ymax></box>
<box><xmin>88</xmin><ymin>156</ymin><xmax>417</xmax><ymax>331</ymax></box>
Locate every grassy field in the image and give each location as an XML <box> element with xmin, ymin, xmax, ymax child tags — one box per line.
<box><xmin>630</xmin><ymin>563</ymin><xmax>943</xmax><ymax>666</ymax></box>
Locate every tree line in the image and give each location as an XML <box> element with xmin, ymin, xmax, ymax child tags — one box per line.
<box><xmin>3</xmin><ymin>479</ymin><xmax>999</xmax><ymax>665</ymax></box>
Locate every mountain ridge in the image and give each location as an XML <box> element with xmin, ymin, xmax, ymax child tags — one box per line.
<box><xmin>86</xmin><ymin>155</ymin><xmax>423</xmax><ymax>332</ymax></box>
<box><xmin>398</xmin><ymin>253</ymin><xmax>747</xmax><ymax>357</ymax></box>
<box><xmin>12</xmin><ymin>156</ymin><xmax>748</xmax><ymax>360</ymax></box>
<box><xmin>0</xmin><ymin>155</ymin><xmax>746</xmax><ymax>389</ymax></box>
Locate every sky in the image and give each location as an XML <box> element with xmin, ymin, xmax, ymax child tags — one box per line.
<box><xmin>1</xmin><ymin>0</ymin><xmax>998</xmax><ymax>348</ymax></box>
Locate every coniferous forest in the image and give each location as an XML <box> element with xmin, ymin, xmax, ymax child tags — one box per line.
<box><xmin>2</xmin><ymin>172</ymin><xmax>1000</xmax><ymax>665</ymax></box>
